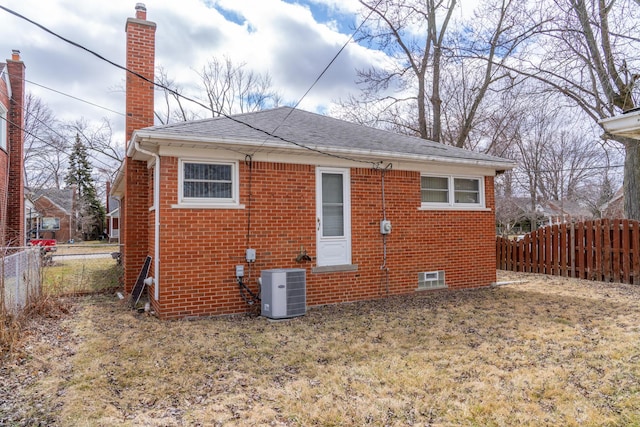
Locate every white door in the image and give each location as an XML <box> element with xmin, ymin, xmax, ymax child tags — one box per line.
<box><xmin>316</xmin><ymin>167</ymin><xmax>351</xmax><ymax>266</ymax></box>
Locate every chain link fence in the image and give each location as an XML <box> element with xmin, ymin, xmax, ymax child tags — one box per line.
<box><xmin>1</xmin><ymin>243</ymin><xmax>123</xmax><ymax>316</ymax></box>
<box><xmin>42</xmin><ymin>243</ymin><xmax>122</xmax><ymax>295</ymax></box>
<box><xmin>1</xmin><ymin>247</ymin><xmax>41</xmax><ymax>314</ymax></box>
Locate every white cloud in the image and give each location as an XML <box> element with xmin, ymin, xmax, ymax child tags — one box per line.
<box><xmin>0</xmin><ymin>0</ymin><xmax>386</xmax><ymax>137</ymax></box>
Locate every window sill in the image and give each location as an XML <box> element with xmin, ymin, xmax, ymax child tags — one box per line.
<box><xmin>418</xmin><ymin>206</ymin><xmax>491</xmax><ymax>212</ymax></box>
<box><xmin>416</xmin><ymin>285</ymin><xmax>447</xmax><ymax>291</ymax></box>
<box><xmin>312</xmin><ymin>264</ymin><xmax>358</xmax><ymax>274</ymax></box>
<box><xmin>171</xmin><ymin>203</ymin><xmax>245</xmax><ymax>209</ymax></box>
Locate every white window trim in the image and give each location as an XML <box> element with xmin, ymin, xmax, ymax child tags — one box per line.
<box><xmin>173</xmin><ymin>159</ymin><xmax>241</xmax><ymax>209</ymax></box>
<box><xmin>420</xmin><ymin>174</ymin><xmax>487</xmax><ymax>211</ymax></box>
<box><xmin>0</xmin><ymin>104</ymin><xmax>7</xmax><ymax>152</ymax></box>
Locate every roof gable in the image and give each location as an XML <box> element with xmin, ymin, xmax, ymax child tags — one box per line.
<box><xmin>30</xmin><ymin>188</ymin><xmax>74</xmax><ymax>214</ymax></box>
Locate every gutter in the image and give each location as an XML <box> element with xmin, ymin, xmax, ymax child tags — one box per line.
<box><xmin>599</xmin><ymin>110</ymin><xmax>640</xmax><ymax>138</ymax></box>
<box><xmin>134</xmin><ymin>141</ymin><xmax>161</xmax><ymax>301</ymax></box>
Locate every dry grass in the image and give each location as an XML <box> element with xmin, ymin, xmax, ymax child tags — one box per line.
<box><xmin>1</xmin><ymin>254</ymin><xmax>118</xmax><ymax>358</ymax></box>
<box><xmin>43</xmin><ymin>258</ymin><xmax>122</xmax><ymax>295</ymax></box>
<box><xmin>53</xmin><ymin>243</ymin><xmax>120</xmax><ymax>256</ymax></box>
<box><xmin>3</xmin><ymin>271</ymin><xmax>640</xmax><ymax>426</ymax></box>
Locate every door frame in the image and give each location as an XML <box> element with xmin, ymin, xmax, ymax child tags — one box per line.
<box><xmin>315</xmin><ymin>167</ymin><xmax>352</xmax><ymax>266</ymax></box>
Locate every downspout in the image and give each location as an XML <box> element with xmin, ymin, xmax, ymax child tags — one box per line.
<box><xmin>134</xmin><ymin>141</ymin><xmax>160</xmax><ymax>301</ymax></box>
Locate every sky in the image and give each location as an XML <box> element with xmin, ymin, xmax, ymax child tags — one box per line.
<box><xmin>0</xmin><ymin>0</ymin><xmax>479</xmax><ymax>149</ymax></box>
<box><xmin>0</xmin><ymin>0</ymin><xmax>372</xmax><ymax>144</ymax></box>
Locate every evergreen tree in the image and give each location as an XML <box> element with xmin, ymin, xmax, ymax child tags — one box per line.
<box><xmin>65</xmin><ymin>134</ymin><xmax>105</xmax><ymax>240</ymax></box>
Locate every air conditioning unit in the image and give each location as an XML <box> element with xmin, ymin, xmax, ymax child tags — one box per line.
<box><xmin>261</xmin><ymin>268</ymin><xmax>306</xmax><ymax>319</ymax></box>
<box><xmin>418</xmin><ymin>270</ymin><xmax>446</xmax><ymax>290</ymax></box>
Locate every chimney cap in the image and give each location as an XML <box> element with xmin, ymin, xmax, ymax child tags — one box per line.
<box><xmin>135</xmin><ymin>3</ymin><xmax>147</xmax><ymax>20</ymax></box>
<box><xmin>11</xmin><ymin>49</ymin><xmax>20</xmax><ymax>61</ymax></box>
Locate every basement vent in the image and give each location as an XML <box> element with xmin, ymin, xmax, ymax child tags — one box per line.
<box><xmin>418</xmin><ymin>271</ymin><xmax>446</xmax><ymax>290</ymax></box>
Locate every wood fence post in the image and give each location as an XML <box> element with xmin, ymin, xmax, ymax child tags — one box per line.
<box><xmin>586</xmin><ymin>221</ymin><xmax>594</xmax><ymax>280</ymax></box>
<box><xmin>633</xmin><ymin>221</ymin><xmax>640</xmax><ymax>284</ymax></box>
<box><xmin>603</xmin><ymin>219</ymin><xmax>611</xmax><ymax>282</ymax></box>
<box><xmin>570</xmin><ymin>220</ymin><xmax>576</xmax><ymax>278</ymax></box>
<box><xmin>622</xmin><ymin>220</ymin><xmax>630</xmax><ymax>284</ymax></box>
<box><xmin>613</xmin><ymin>219</ymin><xmax>621</xmax><ymax>283</ymax></box>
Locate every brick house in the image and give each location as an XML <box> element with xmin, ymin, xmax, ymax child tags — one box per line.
<box><xmin>106</xmin><ymin>181</ymin><xmax>120</xmax><ymax>243</ymax></box>
<box><xmin>27</xmin><ymin>189</ymin><xmax>75</xmax><ymax>243</ymax></box>
<box><xmin>0</xmin><ymin>50</ymin><xmax>25</xmax><ymax>247</ymax></box>
<box><xmin>112</xmin><ymin>4</ymin><xmax>517</xmax><ymax>319</ymax></box>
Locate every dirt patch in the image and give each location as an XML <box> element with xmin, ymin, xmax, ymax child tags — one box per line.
<box><xmin>2</xmin><ymin>271</ymin><xmax>640</xmax><ymax>426</ymax></box>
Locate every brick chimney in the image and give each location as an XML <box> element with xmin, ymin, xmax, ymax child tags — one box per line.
<box><xmin>6</xmin><ymin>49</ymin><xmax>25</xmax><ymax>246</ymax></box>
<box><xmin>122</xmin><ymin>4</ymin><xmax>156</xmax><ymax>293</ymax></box>
<box><xmin>125</xmin><ymin>2</ymin><xmax>156</xmax><ymax>143</ymax></box>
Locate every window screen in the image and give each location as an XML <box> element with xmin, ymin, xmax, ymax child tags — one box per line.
<box><xmin>183</xmin><ymin>163</ymin><xmax>233</xmax><ymax>199</ymax></box>
<box><xmin>322</xmin><ymin>173</ymin><xmax>344</xmax><ymax>236</ymax></box>
<box><xmin>421</xmin><ymin>176</ymin><xmax>449</xmax><ymax>203</ymax></box>
<box><xmin>454</xmin><ymin>178</ymin><xmax>480</xmax><ymax>204</ymax></box>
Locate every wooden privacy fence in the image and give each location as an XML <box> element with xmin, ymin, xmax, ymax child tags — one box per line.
<box><xmin>496</xmin><ymin>219</ymin><xmax>640</xmax><ymax>284</ymax></box>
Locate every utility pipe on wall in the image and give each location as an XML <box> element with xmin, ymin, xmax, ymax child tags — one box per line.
<box><xmin>134</xmin><ymin>141</ymin><xmax>160</xmax><ymax>301</ymax></box>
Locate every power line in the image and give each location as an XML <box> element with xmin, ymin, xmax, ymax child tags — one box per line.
<box><xmin>291</xmin><ymin>0</ymin><xmax>383</xmax><ymax>113</ymax></box>
<box><xmin>0</xmin><ymin>84</ymin><xmax>118</xmax><ymax>171</ymax></box>
<box><xmin>25</xmin><ymin>78</ymin><xmax>125</xmax><ymax>117</ymax></box>
<box><xmin>0</xmin><ymin>4</ymin><xmax>379</xmax><ymax>167</ymax></box>
<box><xmin>514</xmin><ymin>164</ymin><xmax>625</xmax><ymax>173</ymax></box>
<box><xmin>0</xmin><ymin>112</ymin><xmax>116</xmax><ymax>172</ymax></box>
<box><xmin>257</xmin><ymin>0</ymin><xmax>384</xmax><ymax>154</ymax></box>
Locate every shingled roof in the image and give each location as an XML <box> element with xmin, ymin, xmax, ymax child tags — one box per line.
<box><xmin>132</xmin><ymin>107</ymin><xmax>516</xmax><ymax>170</ymax></box>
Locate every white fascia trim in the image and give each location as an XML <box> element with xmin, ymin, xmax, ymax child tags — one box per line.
<box><xmin>131</xmin><ymin>130</ymin><xmax>518</xmax><ymax>171</ymax></box>
<box><xmin>599</xmin><ymin>111</ymin><xmax>640</xmax><ymax>139</ymax></box>
<box><xmin>1</xmin><ymin>69</ymin><xmax>11</xmax><ymax>99</ymax></box>
<box><xmin>111</xmin><ymin>164</ymin><xmax>125</xmax><ymax>198</ymax></box>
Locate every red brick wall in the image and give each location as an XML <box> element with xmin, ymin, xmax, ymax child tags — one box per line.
<box><xmin>30</xmin><ymin>197</ymin><xmax>72</xmax><ymax>243</ymax></box>
<box><xmin>6</xmin><ymin>56</ymin><xmax>25</xmax><ymax>246</ymax></box>
<box><xmin>151</xmin><ymin>159</ymin><xmax>497</xmax><ymax>319</ymax></box>
<box><xmin>0</xmin><ymin>76</ymin><xmax>8</xmax><ymax>244</ymax></box>
<box><xmin>122</xmin><ymin>8</ymin><xmax>156</xmax><ymax>293</ymax></box>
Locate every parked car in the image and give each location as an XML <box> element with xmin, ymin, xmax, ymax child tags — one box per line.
<box><xmin>28</xmin><ymin>239</ymin><xmax>57</xmax><ymax>252</ymax></box>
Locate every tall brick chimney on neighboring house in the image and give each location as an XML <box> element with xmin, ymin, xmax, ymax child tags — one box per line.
<box><xmin>6</xmin><ymin>49</ymin><xmax>25</xmax><ymax>246</ymax></box>
<box><xmin>123</xmin><ymin>3</ymin><xmax>156</xmax><ymax>293</ymax></box>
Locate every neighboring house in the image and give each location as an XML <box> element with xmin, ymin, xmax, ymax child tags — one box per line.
<box><xmin>0</xmin><ymin>50</ymin><xmax>25</xmax><ymax>247</ymax></box>
<box><xmin>600</xmin><ymin>187</ymin><xmax>624</xmax><ymax>219</ymax></box>
<box><xmin>105</xmin><ymin>181</ymin><xmax>120</xmax><ymax>243</ymax></box>
<box><xmin>112</xmin><ymin>4</ymin><xmax>517</xmax><ymax>319</ymax></box>
<box><xmin>540</xmin><ymin>200</ymin><xmax>593</xmax><ymax>225</ymax></box>
<box><xmin>495</xmin><ymin>196</ymin><xmax>543</xmax><ymax>235</ymax></box>
<box><xmin>27</xmin><ymin>188</ymin><xmax>75</xmax><ymax>243</ymax></box>
<box><xmin>495</xmin><ymin>197</ymin><xmax>594</xmax><ymax>236</ymax></box>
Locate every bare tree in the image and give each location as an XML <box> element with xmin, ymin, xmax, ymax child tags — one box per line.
<box><xmin>537</xmin><ymin>127</ymin><xmax>606</xmax><ymax>201</ymax></box>
<box><xmin>197</xmin><ymin>56</ymin><xmax>282</xmax><ymax>117</ymax></box>
<box><xmin>351</xmin><ymin>0</ymin><xmax>458</xmax><ymax>141</ymax></box>
<box><xmin>339</xmin><ymin>0</ymin><xmax>544</xmax><ymax>148</ymax></box>
<box><xmin>23</xmin><ymin>93</ymin><xmax>69</xmax><ymax>190</ymax></box>
<box><xmin>443</xmin><ymin>0</ymin><xmax>548</xmax><ymax>148</ymax></box>
<box><xmin>154</xmin><ymin>57</ymin><xmax>283</xmax><ymax>123</ymax></box>
<box><xmin>155</xmin><ymin>66</ymin><xmax>198</xmax><ymax>125</ymax></box>
<box><xmin>504</xmin><ymin>0</ymin><xmax>640</xmax><ymax>218</ymax></box>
